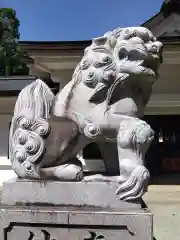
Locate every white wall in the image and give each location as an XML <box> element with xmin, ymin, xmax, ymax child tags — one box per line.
<box><xmin>0</xmin><ymin>114</ymin><xmax>11</xmax><ymax>162</ymax></box>
<box><xmin>51</xmin><ymin>69</ymin><xmax>74</xmax><ymax>89</ymax></box>
<box><xmin>0</xmin><ymin>114</ymin><xmax>17</xmax><ymax>184</ymax></box>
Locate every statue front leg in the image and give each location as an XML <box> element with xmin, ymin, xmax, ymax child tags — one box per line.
<box><xmin>116</xmin><ymin>118</ymin><xmax>154</xmax><ymax>201</ymax></box>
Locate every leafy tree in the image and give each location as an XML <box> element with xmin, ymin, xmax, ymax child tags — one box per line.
<box><xmin>0</xmin><ymin>8</ymin><xmax>28</xmax><ymax>76</ymax></box>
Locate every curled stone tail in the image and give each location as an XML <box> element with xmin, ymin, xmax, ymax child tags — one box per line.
<box><xmin>9</xmin><ymin>79</ymin><xmax>55</xmax><ymax>178</ymax></box>
<box><xmin>13</xmin><ymin>79</ymin><xmax>54</xmax><ymax>119</ymax></box>
<box><xmin>116</xmin><ymin>166</ymin><xmax>150</xmax><ymax>201</ymax></box>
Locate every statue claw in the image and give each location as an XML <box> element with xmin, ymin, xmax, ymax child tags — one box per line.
<box><xmin>116</xmin><ymin>166</ymin><xmax>150</xmax><ymax>201</ymax></box>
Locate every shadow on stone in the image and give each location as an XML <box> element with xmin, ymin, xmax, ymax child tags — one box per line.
<box><xmin>141</xmin><ymin>200</ymin><xmax>148</xmax><ymax>209</ymax></box>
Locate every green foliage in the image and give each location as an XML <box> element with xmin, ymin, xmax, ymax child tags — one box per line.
<box><xmin>0</xmin><ymin>8</ymin><xmax>28</xmax><ymax>76</ymax></box>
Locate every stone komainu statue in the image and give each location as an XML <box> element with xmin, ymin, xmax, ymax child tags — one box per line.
<box><xmin>9</xmin><ymin>27</ymin><xmax>163</xmax><ymax>201</ymax></box>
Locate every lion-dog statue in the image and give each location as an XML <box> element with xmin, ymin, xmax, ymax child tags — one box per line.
<box><xmin>9</xmin><ymin>27</ymin><xmax>163</xmax><ymax>201</ymax></box>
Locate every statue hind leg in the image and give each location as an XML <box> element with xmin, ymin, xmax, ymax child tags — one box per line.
<box><xmin>40</xmin><ymin>128</ymin><xmax>91</xmax><ymax>181</ymax></box>
<box><xmin>116</xmin><ymin>118</ymin><xmax>154</xmax><ymax>201</ymax></box>
<box><xmin>9</xmin><ymin>79</ymin><xmax>89</xmax><ymax>181</ymax></box>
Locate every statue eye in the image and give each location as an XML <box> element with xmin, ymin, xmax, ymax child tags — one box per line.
<box><xmin>103</xmin><ymin>56</ymin><xmax>111</xmax><ymax>63</ymax></box>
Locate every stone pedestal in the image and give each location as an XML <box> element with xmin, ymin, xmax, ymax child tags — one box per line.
<box><xmin>0</xmin><ymin>179</ymin><xmax>153</xmax><ymax>240</ymax></box>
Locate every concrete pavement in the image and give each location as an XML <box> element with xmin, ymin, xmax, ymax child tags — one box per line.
<box><xmin>144</xmin><ymin>185</ymin><xmax>180</xmax><ymax>240</ymax></box>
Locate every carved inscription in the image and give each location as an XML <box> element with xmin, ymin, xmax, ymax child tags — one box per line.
<box><xmin>27</xmin><ymin>230</ymin><xmax>106</xmax><ymax>240</ymax></box>
<box><xmin>84</xmin><ymin>231</ymin><xmax>106</xmax><ymax>239</ymax></box>
<box><xmin>28</xmin><ymin>230</ymin><xmax>56</xmax><ymax>240</ymax></box>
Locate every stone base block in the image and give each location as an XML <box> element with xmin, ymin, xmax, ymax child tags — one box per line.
<box><xmin>0</xmin><ymin>205</ymin><xmax>153</xmax><ymax>240</ymax></box>
<box><xmin>2</xmin><ymin>178</ymin><xmax>141</xmax><ymax>210</ymax></box>
<box><xmin>0</xmin><ymin>179</ymin><xmax>153</xmax><ymax>239</ymax></box>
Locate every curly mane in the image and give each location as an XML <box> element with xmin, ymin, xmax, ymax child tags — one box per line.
<box><xmin>64</xmin><ymin>26</ymin><xmax>162</xmax><ymax>112</ymax></box>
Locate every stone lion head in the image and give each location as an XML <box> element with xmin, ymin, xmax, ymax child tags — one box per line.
<box><xmin>74</xmin><ymin>26</ymin><xmax>163</xmax><ymax>104</ymax></box>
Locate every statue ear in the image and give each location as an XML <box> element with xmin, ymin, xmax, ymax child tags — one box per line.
<box><xmin>92</xmin><ymin>36</ymin><xmax>107</xmax><ymax>46</ymax></box>
<box><xmin>89</xmin><ymin>83</ymin><xmax>108</xmax><ymax>103</ymax></box>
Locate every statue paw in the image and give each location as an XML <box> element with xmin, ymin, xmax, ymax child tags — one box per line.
<box><xmin>116</xmin><ymin>166</ymin><xmax>150</xmax><ymax>201</ymax></box>
<box><xmin>40</xmin><ymin>159</ymin><xmax>84</xmax><ymax>181</ymax></box>
<box><xmin>53</xmin><ymin>163</ymin><xmax>84</xmax><ymax>181</ymax></box>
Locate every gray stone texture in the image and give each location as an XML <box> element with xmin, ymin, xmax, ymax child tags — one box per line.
<box><xmin>2</xmin><ymin>178</ymin><xmax>141</xmax><ymax>210</ymax></box>
<box><xmin>0</xmin><ymin>205</ymin><xmax>153</xmax><ymax>240</ymax></box>
<box><xmin>0</xmin><ymin>179</ymin><xmax>153</xmax><ymax>239</ymax></box>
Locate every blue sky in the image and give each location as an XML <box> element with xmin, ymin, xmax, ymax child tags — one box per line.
<box><xmin>1</xmin><ymin>0</ymin><xmax>164</xmax><ymax>41</ymax></box>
